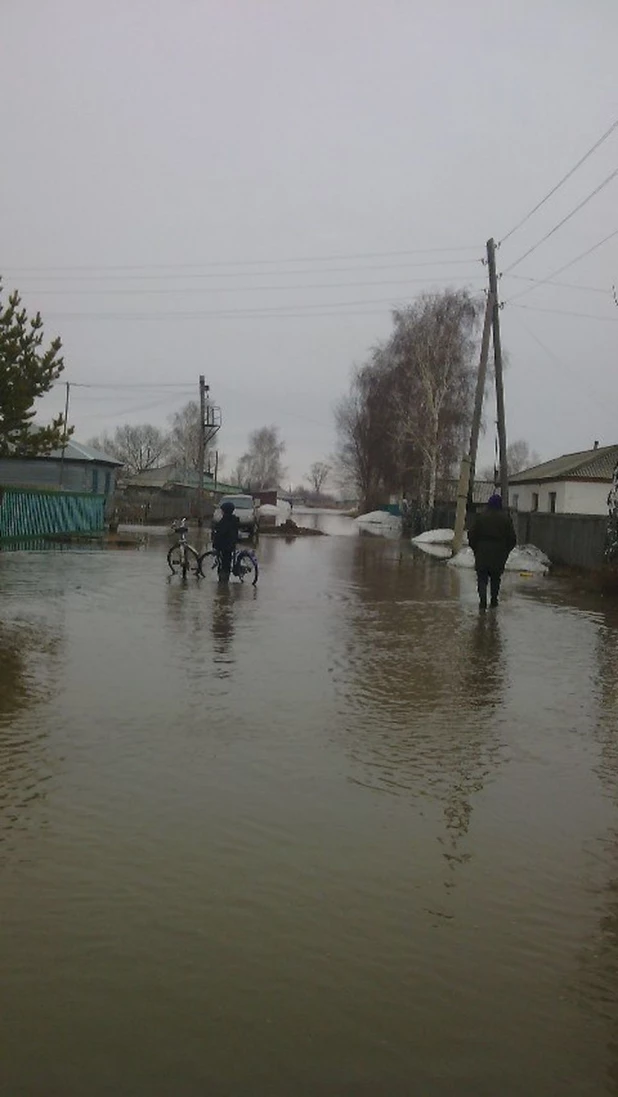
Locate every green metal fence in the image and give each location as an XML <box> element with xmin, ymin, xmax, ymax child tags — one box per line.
<box><xmin>0</xmin><ymin>487</ymin><xmax>105</xmax><ymax>541</ymax></box>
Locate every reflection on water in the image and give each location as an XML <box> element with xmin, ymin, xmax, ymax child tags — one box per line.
<box><xmin>331</xmin><ymin>538</ymin><xmax>507</xmax><ymax>897</ymax></box>
<box><xmin>2</xmin><ymin>529</ymin><xmax>618</xmax><ymax>1095</ymax></box>
<box><xmin>0</xmin><ymin>608</ymin><xmax>64</xmax><ymax>865</ymax></box>
<box><xmin>212</xmin><ymin>584</ymin><xmax>235</xmax><ymax>666</ymax></box>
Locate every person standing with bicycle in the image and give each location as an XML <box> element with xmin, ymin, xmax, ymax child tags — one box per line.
<box><xmin>212</xmin><ymin>499</ymin><xmax>240</xmax><ymax>582</ymax></box>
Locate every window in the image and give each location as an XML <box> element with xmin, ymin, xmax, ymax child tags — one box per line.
<box><xmin>548</xmin><ymin>492</ymin><xmax>557</xmax><ymax>514</ymax></box>
<box><xmin>512</xmin><ymin>493</ymin><xmax>519</xmax><ymax>511</ymax></box>
<box><xmin>104</xmin><ymin>471</ymin><xmax>111</xmax><ymax>495</ymax></box>
<box><xmin>91</xmin><ymin>467</ymin><xmax>99</xmax><ymax>493</ymax></box>
<box><xmin>532</xmin><ymin>492</ymin><xmax>539</xmax><ymax>512</ymax></box>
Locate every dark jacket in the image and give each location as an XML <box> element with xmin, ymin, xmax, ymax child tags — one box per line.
<box><xmin>468</xmin><ymin>509</ymin><xmax>516</xmax><ymax>572</ymax></box>
<box><xmin>213</xmin><ymin>513</ymin><xmax>240</xmax><ymax>551</ymax></box>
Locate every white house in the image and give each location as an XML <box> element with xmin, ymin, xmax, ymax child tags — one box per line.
<box><xmin>509</xmin><ymin>444</ymin><xmax>618</xmax><ymax>516</ymax></box>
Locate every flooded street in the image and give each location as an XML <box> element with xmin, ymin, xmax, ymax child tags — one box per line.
<box><xmin>2</xmin><ymin>514</ymin><xmax>618</xmax><ymax>1096</ymax></box>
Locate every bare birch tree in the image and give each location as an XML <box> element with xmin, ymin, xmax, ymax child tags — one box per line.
<box><xmin>334</xmin><ymin>289</ymin><xmax>481</xmax><ymax>512</ymax></box>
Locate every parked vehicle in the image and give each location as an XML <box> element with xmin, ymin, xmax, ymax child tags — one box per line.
<box><xmin>212</xmin><ymin>494</ymin><xmax>259</xmax><ymax>538</ymax></box>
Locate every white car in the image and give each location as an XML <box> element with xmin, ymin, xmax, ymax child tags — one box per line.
<box><xmin>212</xmin><ymin>494</ymin><xmax>259</xmax><ymax>538</ymax></box>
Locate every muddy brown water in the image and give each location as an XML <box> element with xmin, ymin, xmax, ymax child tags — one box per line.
<box><xmin>2</xmin><ymin>514</ymin><xmax>618</xmax><ymax>1096</ymax></box>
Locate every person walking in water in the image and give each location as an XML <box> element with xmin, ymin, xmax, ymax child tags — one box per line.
<box><xmin>467</xmin><ymin>494</ymin><xmax>516</xmax><ymax>610</ymax></box>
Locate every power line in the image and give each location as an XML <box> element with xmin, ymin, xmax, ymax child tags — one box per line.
<box><xmin>51</xmin><ymin>381</ymin><xmax>196</xmax><ymax>390</ymax></box>
<box><xmin>501</xmin><ymin>166</ymin><xmax>618</xmax><ymax>275</ymax></box>
<box><xmin>83</xmin><ymin>394</ymin><xmax>192</xmax><ymax>422</ymax></box>
<box><xmin>503</xmin><ymin>228</ymin><xmax>618</xmax><ymax>303</ymax></box>
<box><xmin>509</xmin><ymin>312</ymin><xmax>612</xmax><ymax>416</ymax></box>
<box><xmin>42</xmin><ymin>290</ymin><xmax>477</xmax><ymax>321</ymax></box>
<box><xmin>2</xmin><ymin>244</ymin><xmax>481</xmax><ymax>273</ymax></box>
<box><xmin>500</xmin><ymin>117</ymin><xmax>618</xmax><ymax>245</ymax></box>
<box><xmin>506</xmin><ymin>273</ymin><xmax>612</xmax><ymax>295</ymax></box>
<box><xmin>510</xmin><ymin>302</ymin><xmax>618</xmax><ymax>323</ymax></box>
<box><xmin>46</xmin><ymin>308</ymin><xmax>396</xmax><ymax>322</ymax></box>
<box><xmin>18</xmin><ymin>270</ymin><xmax>483</xmax><ymax>297</ymax></box>
<box><xmin>6</xmin><ymin>258</ymin><xmax>483</xmax><ymax>283</ymax></box>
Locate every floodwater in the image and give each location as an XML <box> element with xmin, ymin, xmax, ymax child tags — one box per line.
<box><xmin>2</xmin><ymin>514</ymin><xmax>618</xmax><ymax>1096</ymax></box>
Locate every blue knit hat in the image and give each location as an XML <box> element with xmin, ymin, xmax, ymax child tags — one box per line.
<box><xmin>488</xmin><ymin>494</ymin><xmax>503</xmax><ymax>509</ymax></box>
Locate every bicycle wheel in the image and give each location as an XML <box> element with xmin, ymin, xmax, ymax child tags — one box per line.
<box><xmin>185</xmin><ymin>545</ymin><xmax>203</xmax><ymax>577</ymax></box>
<box><xmin>234</xmin><ymin>550</ymin><xmax>258</xmax><ymax>585</ymax></box>
<box><xmin>167</xmin><ymin>542</ymin><xmax>183</xmax><ymax>574</ymax></box>
<box><xmin>198</xmin><ymin>549</ymin><xmax>220</xmax><ymax>576</ymax></box>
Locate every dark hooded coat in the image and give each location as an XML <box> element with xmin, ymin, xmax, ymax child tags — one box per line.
<box><xmin>468</xmin><ymin>508</ymin><xmax>516</xmax><ymax>572</ymax></box>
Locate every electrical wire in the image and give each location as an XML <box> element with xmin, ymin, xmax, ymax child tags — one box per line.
<box><xmin>503</xmin><ymin>228</ymin><xmax>618</xmax><ymax>304</ymax></box>
<box><xmin>509</xmin><ymin>312</ymin><xmax>612</xmax><ymax>416</ymax></box>
<box><xmin>81</xmin><ymin>394</ymin><xmax>192</xmax><ymax>421</ymax></box>
<box><xmin>501</xmin><ymin>166</ymin><xmax>618</xmax><ymax>275</ymax></box>
<box><xmin>53</xmin><ymin>381</ymin><xmax>198</xmax><ymax>390</ymax></box>
<box><xmin>6</xmin><ymin>258</ymin><xmax>483</xmax><ymax>283</ymax></box>
<box><xmin>46</xmin><ymin>308</ymin><xmax>396</xmax><ymax>322</ymax></box>
<box><xmin>499</xmin><ymin>118</ymin><xmax>618</xmax><ymax>245</ymax></box>
<box><xmin>18</xmin><ymin>270</ymin><xmax>483</xmax><ymax>297</ymax></box>
<box><xmin>41</xmin><ymin>286</ymin><xmax>486</xmax><ymax>322</ymax></box>
<box><xmin>506</xmin><ymin>273</ymin><xmax>612</xmax><ymax>296</ymax></box>
<box><xmin>2</xmin><ymin>244</ymin><xmax>481</xmax><ymax>274</ymax></box>
<box><xmin>510</xmin><ymin>302</ymin><xmax>618</xmax><ymax>323</ymax></box>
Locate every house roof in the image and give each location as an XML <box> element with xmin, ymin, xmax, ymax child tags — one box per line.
<box><xmin>509</xmin><ymin>444</ymin><xmax>618</xmax><ymax>485</ymax></box>
<box><xmin>47</xmin><ymin>440</ymin><xmax>123</xmax><ymax>466</ymax></box>
<box><xmin>437</xmin><ymin>479</ymin><xmax>496</xmax><ymax>504</ymax></box>
<box><xmin>123</xmin><ymin>464</ymin><xmax>241</xmax><ymax>494</ymax></box>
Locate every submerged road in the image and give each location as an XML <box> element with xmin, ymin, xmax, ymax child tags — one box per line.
<box><xmin>1</xmin><ymin>514</ymin><xmax>618</xmax><ymax>1095</ymax></box>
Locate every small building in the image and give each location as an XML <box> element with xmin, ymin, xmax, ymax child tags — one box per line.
<box><xmin>117</xmin><ymin>464</ymin><xmax>244</xmax><ymax>524</ymax></box>
<box><xmin>0</xmin><ymin>440</ymin><xmax>122</xmax><ymax>498</ymax></box>
<box><xmin>120</xmin><ymin>464</ymin><xmax>241</xmax><ymax>499</ymax></box>
<box><xmin>509</xmin><ymin>444</ymin><xmax>618</xmax><ymax>516</ymax></box>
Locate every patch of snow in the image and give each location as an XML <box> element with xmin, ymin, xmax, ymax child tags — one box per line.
<box><xmin>413</xmin><ymin>527</ymin><xmax>453</xmax><ymax>545</ymax></box>
<box><xmin>448</xmin><ymin>543</ymin><xmax>550</xmax><ymax>574</ymax></box>
<box><xmin>259</xmin><ymin>502</ymin><xmax>291</xmax><ymax>516</ymax></box>
<box><xmin>355</xmin><ymin>510</ymin><xmax>402</xmax><ymax>528</ymax></box>
<box><xmin>354</xmin><ymin>510</ymin><xmax>402</xmax><ymax>540</ymax></box>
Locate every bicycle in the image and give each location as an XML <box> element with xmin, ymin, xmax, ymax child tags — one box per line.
<box><xmin>199</xmin><ymin>544</ymin><xmax>259</xmax><ymax>585</ymax></box>
<box><xmin>167</xmin><ymin>519</ymin><xmax>204</xmax><ymax>579</ymax></box>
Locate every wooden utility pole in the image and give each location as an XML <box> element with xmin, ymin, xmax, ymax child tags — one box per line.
<box><xmin>452</xmin><ymin>293</ymin><xmax>493</xmax><ymax>554</ymax></box>
<box><xmin>59</xmin><ymin>382</ymin><xmax>71</xmax><ymax>488</ymax></box>
<box><xmin>486</xmin><ymin>237</ymin><xmax>509</xmax><ymax>504</ymax></box>
<box><xmin>198</xmin><ymin>374</ymin><xmax>206</xmax><ymax>527</ymax></box>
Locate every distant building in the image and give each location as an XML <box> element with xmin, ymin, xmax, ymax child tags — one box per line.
<box><xmin>509</xmin><ymin>444</ymin><xmax>618</xmax><ymax>516</ymax></box>
<box><xmin>435</xmin><ymin>479</ymin><xmax>496</xmax><ymax>507</ymax></box>
<box><xmin>0</xmin><ymin>441</ymin><xmax>122</xmax><ymax>498</ymax></box>
<box><xmin>120</xmin><ymin>464</ymin><xmax>241</xmax><ymax>498</ymax></box>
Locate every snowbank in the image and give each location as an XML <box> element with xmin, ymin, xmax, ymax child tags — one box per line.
<box><xmin>355</xmin><ymin>510</ymin><xmax>402</xmax><ymax>529</ymax></box>
<box><xmin>413</xmin><ymin>528</ymin><xmax>456</xmax><ymax>545</ymax></box>
<box><xmin>354</xmin><ymin>510</ymin><xmax>402</xmax><ymax>539</ymax></box>
<box><xmin>448</xmin><ymin>543</ymin><xmax>550</xmax><ymax>574</ymax></box>
<box><xmin>259</xmin><ymin>501</ymin><xmax>291</xmax><ymax>517</ymax></box>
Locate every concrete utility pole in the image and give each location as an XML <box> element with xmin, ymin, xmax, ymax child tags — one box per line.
<box><xmin>486</xmin><ymin>237</ymin><xmax>509</xmax><ymax>504</ymax></box>
<box><xmin>198</xmin><ymin>374</ymin><xmax>206</xmax><ymax>527</ymax></box>
<box><xmin>452</xmin><ymin>293</ymin><xmax>493</xmax><ymax>554</ymax></box>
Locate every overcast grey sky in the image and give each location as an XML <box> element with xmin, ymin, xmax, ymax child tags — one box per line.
<box><xmin>2</xmin><ymin>0</ymin><xmax>617</xmax><ymax>483</ymax></box>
